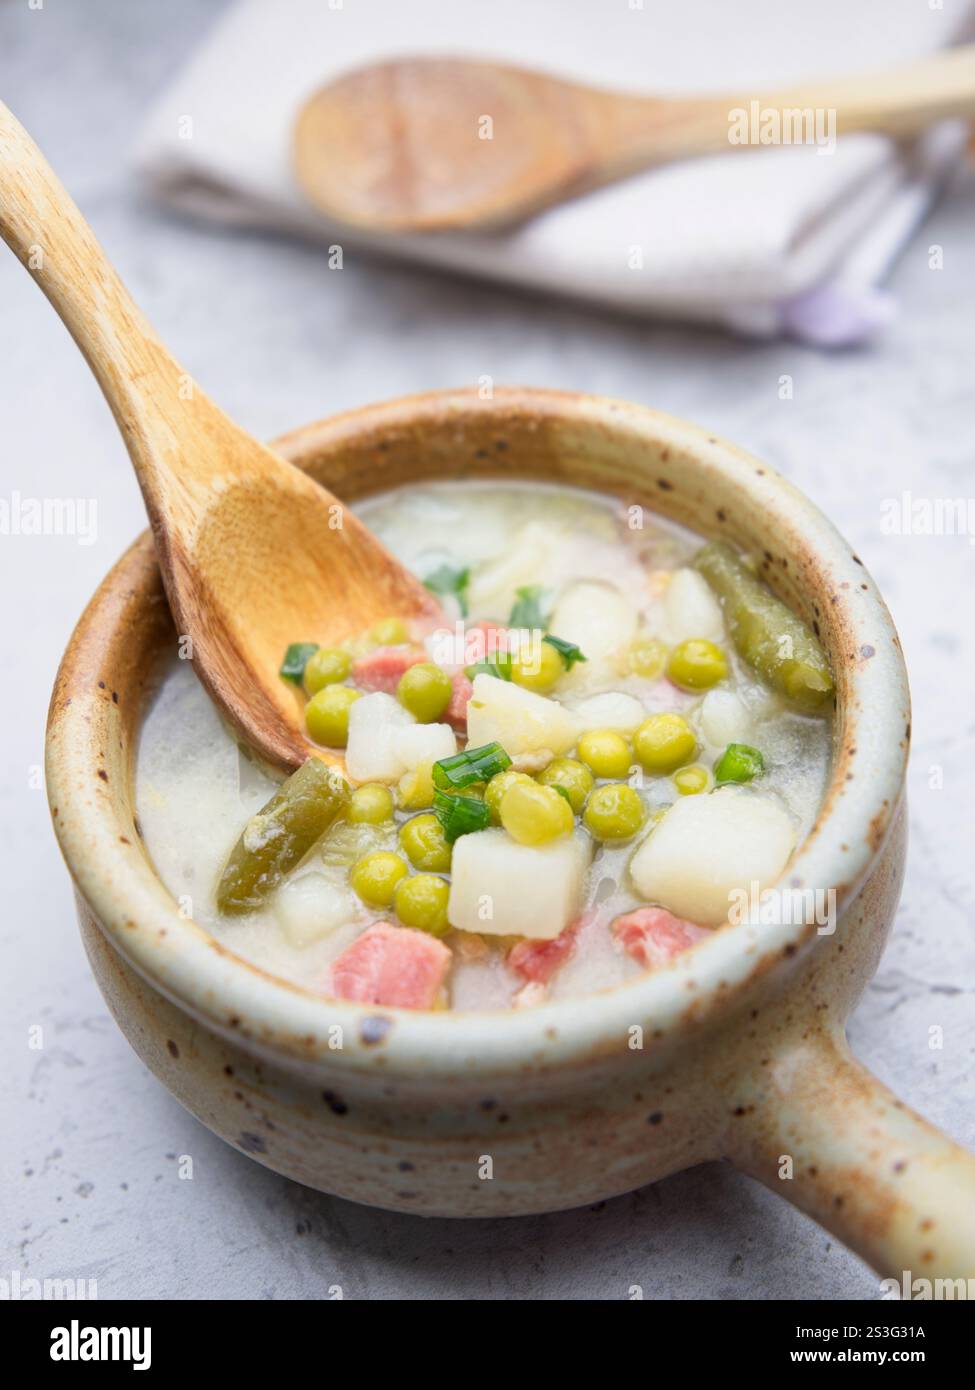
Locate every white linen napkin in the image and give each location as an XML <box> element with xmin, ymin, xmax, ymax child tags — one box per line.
<box><xmin>134</xmin><ymin>0</ymin><xmax>973</xmax><ymax>345</ymax></box>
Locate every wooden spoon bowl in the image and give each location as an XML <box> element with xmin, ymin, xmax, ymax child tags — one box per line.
<box><xmin>0</xmin><ymin>101</ymin><xmax>441</xmax><ymax>772</ymax></box>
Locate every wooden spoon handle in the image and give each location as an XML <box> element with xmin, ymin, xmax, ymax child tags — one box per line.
<box><xmin>0</xmin><ymin>101</ymin><xmax>227</xmax><ymax>509</ymax></box>
<box><xmin>762</xmin><ymin>42</ymin><xmax>975</xmax><ymax>140</ymax></box>
<box><xmin>601</xmin><ymin>44</ymin><xmax>975</xmax><ymax>172</ymax></box>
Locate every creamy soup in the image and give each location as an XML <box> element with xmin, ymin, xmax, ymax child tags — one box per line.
<box><xmin>137</xmin><ymin>481</ymin><xmax>834</xmax><ymax>1011</ymax></box>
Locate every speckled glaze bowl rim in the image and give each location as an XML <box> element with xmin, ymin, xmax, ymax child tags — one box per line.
<box><xmin>47</xmin><ymin>387</ymin><xmax>910</xmax><ymax>1080</ymax></box>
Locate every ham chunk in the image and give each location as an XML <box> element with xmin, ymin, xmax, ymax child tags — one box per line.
<box><xmin>611</xmin><ymin>907</ymin><xmax>709</xmax><ymax>970</ymax></box>
<box><xmin>325</xmin><ymin>922</ymin><xmax>450</xmax><ymax>1010</ymax></box>
<box><xmin>352</xmin><ymin>645</ymin><xmax>425</xmax><ymax>694</ymax></box>
<box><xmin>507</xmin><ymin>909</ymin><xmax>595</xmax><ymax>985</ymax></box>
<box><xmin>445</xmin><ymin>671</ymin><xmax>473</xmax><ymax>731</ymax></box>
<box><xmin>508</xmin><ymin>924</ymin><xmax>577</xmax><ymax>984</ymax></box>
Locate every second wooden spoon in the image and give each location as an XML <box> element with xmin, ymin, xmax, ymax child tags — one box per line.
<box><xmin>0</xmin><ymin>102</ymin><xmax>442</xmax><ymax>772</ymax></box>
<box><xmin>294</xmin><ymin>46</ymin><xmax>975</xmax><ymax>232</ymax></box>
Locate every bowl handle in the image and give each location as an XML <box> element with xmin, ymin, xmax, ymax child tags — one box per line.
<box><xmin>727</xmin><ymin>1029</ymin><xmax>975</xmax><ymax>1287</ymax></box>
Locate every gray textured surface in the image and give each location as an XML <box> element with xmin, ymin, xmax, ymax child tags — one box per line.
<box><xmin>1</xmin><ymin>0</ymin><xmax>973</xmax><ymax>1301</ymax></box>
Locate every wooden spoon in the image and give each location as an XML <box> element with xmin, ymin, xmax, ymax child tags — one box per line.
<box><xmin>0</xmin><ymin>101</ymin><xmax>442</xmax><ymax>772</ymax></box>
<box><xmin>293</xmin><ymin>47</ymin><xmax>975</xmax><ymax>232</ymax></box>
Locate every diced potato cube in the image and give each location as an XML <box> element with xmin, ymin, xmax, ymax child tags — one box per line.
<box><xmin>397</xmin><ymin>722</ymin><xmax>456</xmax><ymax>771</ymax></box>
<box><xmin>549</xmin><ymin>581</ymin><xmax>637</xmax><ymax>662</ymax></box>
<box><xmin>629</xmin><ymin>788</ymin><xmax>795</xmax><ymax>926</ymax></box>
<box><xmin>345</xmin><ymin>693</ymin><xmax>414</xmax><ymax>783</ymax></box>
<box><xmin>346</xmin><ymin>692</ymin><xmax>456</xmax><ymax>782</ymax></box>
<box><xmin>697</xmin><ymin>688</ymin><xmax>752</xmax><ymax>749</ymax></box>
<box><xmin>273</xmin><ymin>872</ymin><xmax>355</xmax><ymax>947</ymax></box>
<box><xmin>447</xmin><ymin>828</ymin><xmax>592</xmax><ymax>939</ymax></box>
<box><xmin>558</xmin><ymin>654</ymin><xmax>625</xmax><ymax>695</ymax></box>
<box><xmin>569</xmin><ymin>691</ymin><xmax>645</xmax><ymax>734</ymax></box>
<box><xmin>660</xmin><ymin>568</ymin><xmax>724</xmax><ymax>644</ymax></box>
<box><xmin>465</xmin><ymin>674</ymin><xmax>579</xmax><ymax>756</ymax></box>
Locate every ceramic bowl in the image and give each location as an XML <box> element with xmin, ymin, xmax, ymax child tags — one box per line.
<box><xmin>46</xmin><ymin>388</ymin><xmax>975</xmax><ymax>1280</ymax></box>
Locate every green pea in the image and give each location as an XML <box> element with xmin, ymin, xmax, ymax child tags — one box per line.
<box><xmin>510</xmin><ymin>641</ymin><xmax>564</xmax><ymax>693</ymax></box>
<box><xmin>577</xmin><ymin>729</ymin><xmax>632</xmax><ymax>779</ymax></box>
<box><xmin>628</xmin><ymin>635</ymin><xmax>669</xmax><ymax>679</ymax></box>
<box><xmin>583</xmin><ymin>783</ymin><xmax>644</xmax><ymax>840</ymax></box>
<box><xmin>633</xmin><ymin>713</ymin><xmax>697</xmax><ymax>773</ymax></box>
<box><xmin>370</xmin><ymin>616</ymin><xmax>410</xmax><ymax>645</ymax></box>
<box><xmin>303</xmin><ymin>646</ymin><xmax>352</xmax><ymax>695</ymax></box>
<box><xmin>399</xmin><ymin>813</ymin><xmax>452</xmax><ymax>872</ymax></box>
<box><xmin>394</xmin><ymin>873</ymin><xmax>450</xmax><ymax>937</ymax></box>
<box><xmin>500</xmin><ymin>780</ymin><xmax>574</xmax><ymax>846</ymax></box>
<box><xmin>348</xmin><ymin>783</ymin><xmax>395</xmax><ymax>824</ymax></box>
<box><xmin>484</xmin><ymin>769</ymin><xmax>535</xmax><ymax>824</ymax></box>
<box><xmin>672</xmin><ymin>763</ymin><xmax>710</xmax><ymax>795</ymax></box>
<box><xmin>537</xmin><ymin>757</ymin><xmax>594</xmax><ymax>813</ymax></box>
<box><xmin>306</xmin><ymin>684</ymin><xmax>361</xmax><ymax>747</ymax></box>
<box><xmin>396</xmin><ymin>662</ymin><xmax>452</xmax><ymax>722</ymax></box>
<box><xmin>714</xmin><ymin>742</ymin><xmax>765</xmax><ymax>784</ymax></box>
<box><xmin>350</xmin><ymin>851</ymin><xmax>409</xmax><ymax>907</ymax></box>
<box><xmin>397</xmin><ymin>763</ymin><xmax>436</xmax><ymax>810</ymax></box>
<box><xmin>667</xmin><ymin>638</ymin><xmax>728</xmax><ymax>691</ymax></box>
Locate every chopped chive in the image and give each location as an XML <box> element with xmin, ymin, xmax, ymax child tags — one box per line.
<box><xmin>280</xmin><ymin>642</ymin><xmax>319</xmax><ymax>684</ymax></box>
<box><xmin>465</xmin><ymin>651</ymin><xmax>513</xmax><ymax>682</ymax></box>
<box><xmin>424</xmin><ymin>564</ymin><xmax>470</xmax><ymax>617</ymax></box>
<box><xmin>543</xmin><ymin>634</ymin><xmax>587</xmax><ymax>670</ymax></box>
<box><xmin>433</xmin><ymin>788</ymin><xmax>491</xmax><ymax>842</ymax></box>
<box><xmin>508</xmin><ymin>585</ymin><xmax>549</xmax><ymax>630</ymax></box>
<box><xmin>714</xmin><ymin>743</ymin><xmax>765</xmax><ymax>784</ymax></box>
<box><xmin>550</xmin><ymin>783</ymin><xmax>574</xmax><ymax>806</ymax></box>
<box><xmin>433</xmin><ymin>742</ymin><xmax>512</xmax><ymax>791</ymax></box>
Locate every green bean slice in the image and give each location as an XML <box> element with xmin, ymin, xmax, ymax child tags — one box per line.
<box><xmin>693</xmin><ymin>541</ymin><xmax>834</xmax><ymax>715</ymax></box>
<box><xmin>216</xmin><ymin>759</ymin><xmax>349</xmax><ymax>914</ymax></box>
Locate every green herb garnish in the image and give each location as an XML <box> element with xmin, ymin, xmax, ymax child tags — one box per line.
<box><xmin>279</xmin><ymin>642</ymin><xmax>319</xmax><ymax>684</ymax></box>
<box><xmin>465</xmin><ymin>651</ymin><xmax>514</xmax><ymax>682</ymax></box>
<box><xmin>543</xmin><ymin>634</ymin><xmax>587</xmax><ymax>671</ymax></box>
<box><xmin>433</xmin><ymin>742</ymin><xmax>512</xmax><ymax>791</ymax></box>
<box><xmin>508</xmin><ymin>585</ymin><xmax>549</xmax><ymax>630</ymax></box>
<box><xmin>433</xmin><ymin>788</ymin><xmax>491</xmax><ymax>842</ymax></box>
<box><xmin>424</xmin><ymin>564</ymin><xmax>471</xmax><ymax>617</ymax></box>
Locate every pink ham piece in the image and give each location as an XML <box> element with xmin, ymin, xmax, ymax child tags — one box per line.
<box><xmin>445</xmin><ymin>671</ymin><xmax>473</xmax><ymax>732</ymax></box>
<box><xmin>507</xmin><ymin>910</ymin><xmax>594</xmax><ymax>984</ymax></box>
<box><xmin>351</xmin><ymin>645</ymin><xmax>425</xmax><ymax>694</ymax></box>
<box><xmin>508</xmin><ymin>927</ymin><xmax>577</xmax><ymax>984</ymax></box>
<box><xmin>611</xmin><ymin>907</ymin><xmax>709</xmax><ymax>969</ymax></box>
<box><xmin>326</xmin><ymin>922</ymin><xmax>451</xmax><ymax>1010</ymax></box>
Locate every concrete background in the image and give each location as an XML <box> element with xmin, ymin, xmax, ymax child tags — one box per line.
<box><xmin>1</xmin><ymin>0</ymin><xmax>972</xmax><ymax>1300</ymax></box>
